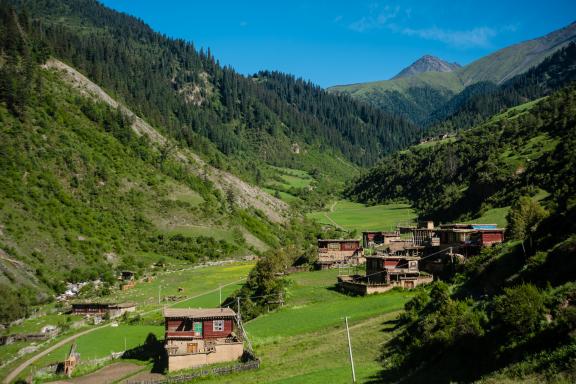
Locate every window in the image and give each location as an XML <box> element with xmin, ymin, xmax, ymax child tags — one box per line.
<box><xmin>213</xmin><ymin>320</ymin><xmax>224</xmax><ymax>332</ymax></box>
<box><xmin>328</xmin><ymin>242</ymin><xmax>340</xmax><ymax>250</ymax></box>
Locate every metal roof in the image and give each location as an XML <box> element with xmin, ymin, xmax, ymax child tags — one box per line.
<box><xmin>163</xmin><ymin>307</ymin><xmax>236</xmax><ymax>318</ymax></box>
<box><xmin>317</xmin><ymin>239</ymin><xmax>360</xmax><ymax>242</ymax></box>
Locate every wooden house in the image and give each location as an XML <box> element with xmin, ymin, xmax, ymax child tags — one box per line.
<box><xmin>337</xmin><ymin>254</ymin><xmax>432</xmax><ymax>295</ymax></box>
<box><xmin>316</xmin><ymin>239</ymin><xmax>363</xmax><ymax>269</ymax></box>
<box><xmin>164</xmin><ymin>308</ymin><xmax>244</xmax><ymax>372</ymax></box>
<box><xmin>362</xmin><ymin>231</ymin><xmax>400</xmax><ymax>248</ymax></box>
<box><xmin>365</xmin><ymin>255</ymin><xmax>422</xmax><ymax>287</ymax></box>
<box><xmin>436</xmin><ymin>224</ymin><xmax>504</xmax><ymax>248</ymax></box>
<box><xmin>71</xmin><ymin>302</ymin><xmax>136</xmax><ymax>318</ymax></box>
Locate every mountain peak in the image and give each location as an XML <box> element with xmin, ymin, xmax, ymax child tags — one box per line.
<box><xmin>392</xmin><ymin>55</ymin><xmax>461</xmax><ymax>80</ymax></box>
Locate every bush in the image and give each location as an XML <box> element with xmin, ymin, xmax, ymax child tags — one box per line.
<box><xmin>492</xmin><ymin>283</ymin><xmax>545</xmax><ymax>337</ymax></box>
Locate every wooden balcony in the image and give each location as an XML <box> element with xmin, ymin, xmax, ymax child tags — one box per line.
<box><xmin>165</xmin><ymin>331</ymin><xmax>200</xmax><ymax>338</ymax></box>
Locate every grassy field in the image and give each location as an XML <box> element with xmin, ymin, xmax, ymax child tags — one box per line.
<box><xmin>198</xmin><ymin>269</ymin><xmax>411</xmax><ymax>383</ymax></box>
<box><xmin>32</xmin><ymin>325</ymin><xmax>165</xmax><ymax>368</ymax></box>
<box><xmin>474</xmin><ymin>207</ymin><xmax>510</xmax><ymax>228</ymax></box>
<box><xmin>1</xmin><ymin>262</ymin><xmax>255</xmax><ymax>381</ymax></box>
<box><xmin>262</xmin><ymin>187</ymin><xmax>300</xmax><ymax>203</ymax></box>
<box><xmin>472</xmin><ymin>189</ymin><xmax>550</xmax><ymax>229</ymax></box>
<box><xmin>262</xmin><ymin>166</ymin><xmax>314</xmax><ymax>203</ymax></box>
<box><xmin>7</xmin><ymin>267</ymin><xmax>411</xmax><ymax>384</ymax></box>
<box><xmin>307</xmin><ymin>200</ymin><xmax>417</xmax><ymax>233</ymax></box>
<box><xmin>106</xmin><ymin>263</ymin><xmax>254</xmax><ymax>312</ymax></box>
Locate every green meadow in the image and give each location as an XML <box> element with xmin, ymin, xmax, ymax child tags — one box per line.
<box><xmin>11</xmin><ymin>267</ymin><xmax>411</xmax><ymax>384</ymax></box>
<box><xmin>307</xmin><ymin>200</ymin><xmax>417</xmax><ymax>233</ymax></box>
<box><xmin>200</xmin><ymin>269</ymin><xmax>411</xmax><ymax>383</ymax></box>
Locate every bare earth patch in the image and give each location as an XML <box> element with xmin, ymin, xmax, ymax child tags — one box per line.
<box><xmin>48</xmin><ymin>362</ymin><xmax>143</xmax><ymax>384</ymax></box>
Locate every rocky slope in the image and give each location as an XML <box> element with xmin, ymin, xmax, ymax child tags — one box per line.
<box><xmin>392</xmin><ymin>55</ymin><xmax>461</xmax><ymax>80</ymax></box>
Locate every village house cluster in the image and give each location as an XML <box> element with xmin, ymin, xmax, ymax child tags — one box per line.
<box><xmin>317</xmin><ymin>221</ymin><xmax>504</xmax><ymax>295</ymax></box>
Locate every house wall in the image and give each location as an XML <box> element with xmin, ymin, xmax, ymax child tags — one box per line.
<box><xmin>340</xmin><ymin>241</ymin><xmax>359</xmax><ymax>250</ymax></box>
<box><xmin>339</xmin><ymin>275</ymin><xmax>433</xmax><ymax>296</ymax></box>
<box><xmin>202</xmin><ymin>319</ymin><xmax>234</xmax><ymax>338</ymax></box>
<box><xmin>481</xmin><ymin>232</ymin><xmax>504</xmax><ymax>245</ymax></box>
<box><xmin>317</xmin><ymin>249</ymin><xmax>362</xmax><ymax>266</ymax></box>
<box><xmin>167</xmin><ymin>343</ymin><xmax>244</xmax><ymax>372</ymax></box>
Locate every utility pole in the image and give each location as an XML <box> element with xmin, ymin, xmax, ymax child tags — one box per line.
<box><xmin>345</xmin><ymin>316</ymin><xmax>356</xmax><ymax>383</ymax></box>
<box><xmin>237</xmin><ymin>297</ymin><xmax>241</xmax><ymax>322</ymax></box>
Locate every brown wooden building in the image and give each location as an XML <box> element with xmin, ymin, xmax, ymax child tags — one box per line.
<box><xmin>317</xmin><ymin>239</ymin><xmax>363</xmax><ymax>269</ymax></box>
<box><xmin>337</xmin><ymin>254</ymin><xmax>432</xmax><ymax>295</ymax></box>
<box><xmin>436</xmin><ymin>224</ymin><xmax>504</xmax><ymax>249</ymax></box>
<box><xmin>362</xmin><ymin>231</ymin><xmax>400</xmax><ymax>248</ymax></box>
<box><xmin>71</xmin><ymin>302</ymin><xmax>136</xmax><ymax>318</ymax></box>
<box><xmin>164</xmin><ymin>308</ymin><xmax>244</xmax><ymax>372</ymax></box>
<box><xmin>365</xmin><ymin>255</ymin><xmax>421</xmax><ymax>287</ymax></box>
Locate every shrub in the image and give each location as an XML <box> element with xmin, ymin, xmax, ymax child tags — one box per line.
<box><xmin>493</xmin><ymin>283</ymin><xmax>546</xmax><ymax>337</ymax></box>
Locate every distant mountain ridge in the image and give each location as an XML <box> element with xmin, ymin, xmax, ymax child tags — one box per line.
<box><xmin>392</xmin><ymin>55</ymin><xmax>461</xmax><ymax>80</ymax></box>
<box><xmin>329</xmin><ymin>21</ymin><xmax>576</xmax><ymax>125</ymax></box>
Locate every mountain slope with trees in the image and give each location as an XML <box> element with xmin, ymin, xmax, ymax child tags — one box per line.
<box><xmin>7</xmin><ymin>0</ymin><xmax>418</xmax><ymax>175</ymax></box>
<box><xmin>0</xmin><ymin>4</ymin><xmax>317</xmax><ymax>322</ymax></box>
<box><xmin>329</xmin><ymin>22</ymin><xmax>576</xmax><ymax>126</ymax></box>
<box><xmin>426</xmin><ymin>42</ymin><xmax>576</xmax><ymax>133</ymax></box>
<box><xmin>346</xmin><ymin>84</ymin><xmax>576</xmax><ymax>222</ymax></box>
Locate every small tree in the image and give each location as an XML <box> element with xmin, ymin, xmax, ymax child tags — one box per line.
<box><xmin>506</xmin><ymin>196</ymin><xmax>548</xmax><ymax>240</ymax></box>
<box><xmin>506</xmin><ymin>196</ymin><xmax>548</xmax><ymax>254</ymax></box>
<box><xmin>493</xmin><ymin>284</ymin><xmax>545</xmax><ymax>338</ymax></box>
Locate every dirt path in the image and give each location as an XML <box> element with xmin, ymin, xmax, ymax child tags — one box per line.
<box><xmin>3</xmin><ymin>278</ymin><xmax>246</xmax><ymax>383</ymax></box>
<box><xmin>3</xmin><ymin>326</ymin><xmax>109</xmax><ymax>384</ymax></box>
<box><xmin>48</xmin><ymin>362</ymin><xmax>143</xmax><ymax>384</ymax></box>
<box><xmin>323</xmin><ymin>201</ymin><xmax>344</xmax><ymax>230</ymax></box>
<box><xmin>329</xmin><ymin>201</ymin><xmax>338</xmax><ymax>212</ymax></box>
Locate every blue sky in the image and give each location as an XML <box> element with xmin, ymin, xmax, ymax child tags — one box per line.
<box><xmin>100</xmin><ymin>0</ymin><xmax>575</xmax><ymax>88</ymax></box>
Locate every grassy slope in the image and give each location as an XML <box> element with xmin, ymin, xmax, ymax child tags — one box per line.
<box><xmin>458</xmin><ymin>23</ymin><xmax>576</xmax><ymax>85</ymax></box>
<box><xmin>0</xmin><ymin>67</ymin><xmax>283</xmax><ymax>296</ymax></box>
<box><xmin>8</xmin><ymin>268</ymin><xmax>411</xmax><ymax>383</ymax></box>
<box><xmin>199</xmin><ymin>269</ymin><xmax>411</xmax><ymax>384</ymax></box>
<box><xmin>307</xmin><ymin>200</ymin><xmax>417</xmax><ymax>232</ymax></box>
<box><xmin>330</xmin><ymin>71</ymin><xmax>464</xmax><ymax>96</ymax></box>
<box><xmin>2</xmin><ymin>262</ymin><xmax>254</xmax><ymax>379</ymax></box>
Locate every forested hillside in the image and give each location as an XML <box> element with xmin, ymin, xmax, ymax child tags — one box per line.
<box><xmin>346</xmin><ymin>85</ymin><xmax>576</xmax><ymax>222</ymax></box>
<box><xmin>426</xmin><ymin>42</ymin><xmax>576</xmax><ymax>133</ymax></box>
<box><xmin>0</xmin><ymin>4</ymin><xmax>316</xmax><ymax>321</ymax></box>
<box><xmin>8</xmin><ymin>0</ymin><xmax>417</xmax><ymax>175</ymax></box>
<box><xmin>372</xmin><ymin>87</ymin><xmax>576</xmax><ymax>384</ymax></box>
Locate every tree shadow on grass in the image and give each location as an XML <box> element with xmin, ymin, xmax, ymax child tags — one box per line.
<box><xmin>122</xmin><ymin>333</ymin><xmax>167</xmax><ymax>373</ymax></box>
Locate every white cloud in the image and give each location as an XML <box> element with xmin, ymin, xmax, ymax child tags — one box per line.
<box><xmin>348</xmin><ymin>4</ymin><xmax>510</xmax><ymax>48</ymax></box>
<box><xmin>348</xmin><ymin>5</ymin><xmax>400</xmax><ymax>32</ymax></box>
<box><xmin>401</xmin><ymin>26</ymin><xmax>497</xmax><ymax>48</ymax></box>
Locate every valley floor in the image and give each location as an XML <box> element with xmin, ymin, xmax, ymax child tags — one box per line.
<box><xmin>1</xmin><ymin>266</ymin><xmax>411</xmax><ymax>384</ymax></box>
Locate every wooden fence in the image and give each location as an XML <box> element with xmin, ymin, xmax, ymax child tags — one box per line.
<box><xmin>126</xmin><ymin>359</ymin><xmax>260</xmax><ymax>384</ymax></box>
